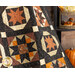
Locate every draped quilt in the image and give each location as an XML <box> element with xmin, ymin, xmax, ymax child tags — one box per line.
<box><xmin>0</xmin><ymin>6</ymin><xmax>73</xmax><ymax>68</ymax></box>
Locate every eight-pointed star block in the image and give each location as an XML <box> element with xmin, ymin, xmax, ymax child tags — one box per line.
<box><xmin>6</xmin><ymin>7</ymin><xmax>26</xmax><ymax>26</ymax></box>
<box><xmin>2</xmin><ymin>6</ymin><xmax>30</xmax><ymax>31</ymax></box>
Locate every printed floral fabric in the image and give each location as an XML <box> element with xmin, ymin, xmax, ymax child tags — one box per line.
<box><xmin>0</xmin><ymin>6</ymin><xmax>73</xmax><ymax>68</ymax></box>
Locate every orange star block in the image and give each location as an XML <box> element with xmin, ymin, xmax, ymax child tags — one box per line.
<box><xmin>8</xmin><ymin>8</ymin><xmax>25</xmax><ymax>25</ymax></box>
<box><xmin>45</xmin><ymin>36</ymin><xmax>56</xmax><ymax>50</ymax></box>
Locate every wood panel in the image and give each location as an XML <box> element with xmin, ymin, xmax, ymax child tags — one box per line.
<box><xmin>61</xmin><ymin>31</ymin><xmax>75</xmax><ymax>50</ymax></box>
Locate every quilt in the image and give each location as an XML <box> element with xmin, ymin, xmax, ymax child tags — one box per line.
<box><xmin>0</xmin><ymin>6</ymin><xmax>73</xmax><ymax>68</ymax></box>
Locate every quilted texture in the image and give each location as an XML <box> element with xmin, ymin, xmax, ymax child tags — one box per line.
<box><xmin>0</xmin><ymin>6</ymin><xmax>73</xmax><ymax>68</ymax></box>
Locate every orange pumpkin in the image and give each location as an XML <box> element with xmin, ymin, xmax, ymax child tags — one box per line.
<box><xmin>64</xmin><ymin>21</ymin><xmax>73</xmax><ymax>26</ymax></box>
<box><xmin>65</xmin><ymin>48</ymin><xmax>75</xmax><ymax>67</ymax></box>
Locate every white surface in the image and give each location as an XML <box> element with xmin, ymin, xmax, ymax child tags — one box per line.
<box><xmin>0</xmin><ymin>0</ymin><xmax>75</xmax><ymax>6</ymax></box>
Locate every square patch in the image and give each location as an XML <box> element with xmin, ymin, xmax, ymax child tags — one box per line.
<box><xmin>40</xmin><ymin>59</ymin><xmax>45</xmax><ymax>65</ymax></box>
<box><xmin>32</xmin><ymin>26</ymin><xmax>39</xmax><ymax>32</ymax></box>
<box><xmin>1</xmin><ymin>32</ymin><xmax>7</xmax><ymax>38</ymax></box>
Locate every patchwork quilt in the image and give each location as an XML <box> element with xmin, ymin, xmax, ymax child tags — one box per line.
<box><xmin>0</xmin><ymin>6</ymin><xmax>73</xmax><ymax>68</ymax></box>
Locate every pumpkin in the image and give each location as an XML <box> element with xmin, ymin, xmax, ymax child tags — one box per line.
<box><xmin>65</xmin><ymin>48</ymin><xmax>75</xmax><ymax>67</ymax></box>
<box><xmin>64</xmin><ymin>21</ymin><xmax>73</xmax><ymax>26</ymax></box>
<box><xmin>64</xmin><ymin>18</ymin><xmax>74</xmax><ymax>26</ymax></box>
<box><xmin>68</xmin><ymin>18</ymin><xmax>74</xmax><ymax>22</ymax></box>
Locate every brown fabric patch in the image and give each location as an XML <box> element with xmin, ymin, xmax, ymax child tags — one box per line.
<box><xmin>18</xmin><ymin>44</ymin><xmax>28</xmax><ymax>54</ymax></box>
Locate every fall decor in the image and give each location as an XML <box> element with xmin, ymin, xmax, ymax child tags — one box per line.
<box><xmin>63</xmin><ymin>18</ymin><xmax>74</xmax><ymax>26</ymax></box>
<box><xmin>58</xmin><ymin>6</ymin><xmax>75</xmax><ymax>29</ymax></box>
<box><xmin>65</xmin><ymin>48</ymin><xmax>75</xmax><ymax>67</ymax></box>
<box><xmin>59</xmin><ymin>6</ymin><xmax>75</xmax><ymax>12</ymax></box>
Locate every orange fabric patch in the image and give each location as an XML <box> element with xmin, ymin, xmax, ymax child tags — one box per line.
<box><xmin>0</xmin><ymin>56</ymin><xmax>2</xmax><ymax>58</ymax></box>
<box><xmin>13</xmin><ymin>41</ymin><xmax>17</xmax><ymax>46</ymax></box>
<box><xmin>58</xmin><ymin>62</ymin><xmax>63</xmax><ymax>67</ymax></box>
<box><xmin>57</xmin><ymin>57</ymin><xmax>66</xmax><ymax>65</ymax></box>
<box><xmin>29</xmin><ymin>52</ymin><xmax>34</xmax><ymax>57</ymax></box>
<box><xmin>26</xmin><ymin>38</ymin><xmax>31</xmax><ymax>43</ymax></box>
<box><xmin>15</xmin><ymin>55</ymin><xmax>20</xmax><ymax>60</ymax></box>
<box><xmin>46</xmin><ymin>62</ymin><xmax>53</xmax><ymax>68</ymax></box>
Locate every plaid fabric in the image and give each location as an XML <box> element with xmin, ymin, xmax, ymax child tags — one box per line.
<box><xmin>0</xmin><ymin>6</ymin><xmax>73</xmax><ymax>68</ymax></box>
